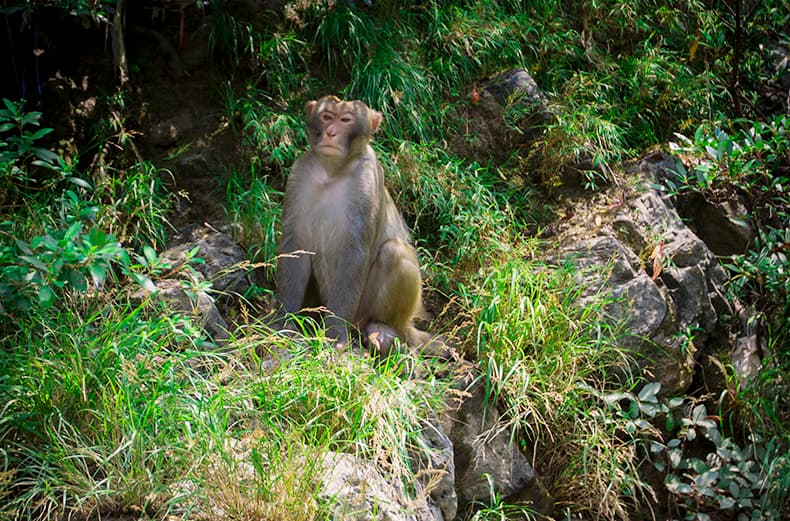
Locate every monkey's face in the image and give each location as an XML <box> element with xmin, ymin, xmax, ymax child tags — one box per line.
<box><xmin>306</xmin><ymin>96</ymin><xmax>382</xmax><ymax>159</ymax></box>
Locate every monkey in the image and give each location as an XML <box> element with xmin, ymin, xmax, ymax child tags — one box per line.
<box><xmin>275</xmin><ymin>95</ymin><xmax>435</xmax><ymax>355</ymax></box>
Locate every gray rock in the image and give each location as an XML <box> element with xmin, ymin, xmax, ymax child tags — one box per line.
<box><xmin>677</xmin><ymin>193</ymin><xmax>753</xmax><ymax>256</ymax></box>
<box><xmin>132</xmin><ymin>278</ymin><xmax>230</xmax><ymax>344</ymax></box>
<box><xmin>147</xmin><ymin>109</ymin><xmax>194</xmax><ymax>146</ymax></box>
<box><xmin>163</xmin><ymin>224</ymin><xmax>249</xmax><ymax>296</ymax></box>
<box><xmin>547</xmin><ymin>154</ymin><xmax>734</xmax><ymax>396</ymax></box>
<box><xmin>442</xmin><ymin>381</ymin><xmax>551</xmax><ymax>515</ymax></box>
<box><xmin>411</xmin><ymin>420</ymin><xmax>457</xmax><ymax>521</ymax></box>
<box><xmin>317</xmin><ymin>452</ymin><xmax>437</xmax><ymax>521</ymax></box>
<box><xmin>482</xmin><ymin>68</ymin><xmax>548</xmax><ymax>106</ymax></box>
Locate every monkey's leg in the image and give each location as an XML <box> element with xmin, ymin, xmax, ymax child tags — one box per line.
<box><xmin>359</xmin><ymin>239</ymin><xmax>423</xmax><ymax>346</ymax></box>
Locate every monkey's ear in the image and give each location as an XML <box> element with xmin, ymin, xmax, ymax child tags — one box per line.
<box><xmin>369</xmin><ymin>110</ymin><xmax>383</xmax><ymax>133</ymax></box>
<box><xmin>305</xmin><ymin>100</ymin><xmax>318</xmax><ymax>117</ymax></box>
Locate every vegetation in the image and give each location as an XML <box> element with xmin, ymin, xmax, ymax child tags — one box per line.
<box><xmin>1</xmin><ymin>1</ymin><xmax>788</xmax><ymax>520</ymax></box>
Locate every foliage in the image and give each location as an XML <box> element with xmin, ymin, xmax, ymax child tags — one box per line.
<box><xmin>230</xmin><ymin>87</ymin><xmax>308</xmax><ymax>173</ymax></box>
<box><xmin>0</xmin><ymin>98</ymin><xmax>85</xmax><ymax>200</ymax></box>
<box><xmin>0</xmin><ymin>305</ymin><xmax>449</xmax><ymax>519</ymax></box>
<box><xmin>2</xmin><ymin>0</ymin><xmax>789</xmax><ymax>518</ymax></box>
<box><xmin>0</xmin><ymin>218</ymin><xmax>128</xmax><ymax>312</ymax></box>
<box><xmin>94</xmin><ymin>161</ymin><xmax>173</xmax><ymax>250</ymax></box>
<box><xmin>0</xmin><ymin>100</ymin><xmax>172</xmax><ymax>317</ymax></box>
<box><xmin>663</xmin><ymin>116</ymin><xmax>789</xmax><ymax>341</ymax></box>
<box><xmin>650</xmin><ymin>402</ymin><xmax>788</xmax><ymax>520</ymax></box>
<box><xmin>386</xmin><ymin>144</ymin><xmax>525</xmax><ymax>282</ymax></box>
<box><xmin>225</xmin><ymin>165</ymin><xmax>282</xmax><ymax>280</ymax></box>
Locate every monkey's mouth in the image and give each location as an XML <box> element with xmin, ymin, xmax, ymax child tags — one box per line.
<box><xmin>317</xmin><ymin>144</ymin><xmax>344</xmax><ymax>154</ymax></box>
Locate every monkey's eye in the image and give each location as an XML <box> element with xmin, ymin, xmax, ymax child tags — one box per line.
<box><xmin>340</xmin><ymin>115</ymin><xmax>353</xmax><ymax>124</ymax></box>
<box><xmin>321</xmin><ymin>112</ymin><xmax>334</xmax><ymax>122</ymax></box>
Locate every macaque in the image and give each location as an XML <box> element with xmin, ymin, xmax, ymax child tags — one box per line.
<box><xmin>276</xmin><ymin>95</ymin><xmax>432</xmax><ymax>354</ymax></box>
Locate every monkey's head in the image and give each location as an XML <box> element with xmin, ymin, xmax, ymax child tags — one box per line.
<box><xmin>306</xmin><ymin>96</ymin><xmax>382</xmax><ymax>159</ymax></box>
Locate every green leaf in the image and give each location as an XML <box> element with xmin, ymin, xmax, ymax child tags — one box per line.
<box><xmin>638</xmin><ymin>382</ymin><xmax>661</xmax><ymax>401</ymax></box>
<box><xmin>88</xmin><ymin>263</ymin><xmax>106</xmax><ymax>287</ymax></box>
<box><xmin>88</xmin><ymin>226</ymin><xmax>106</xmax><ymax>246</ymax></box>
<box><xmin>132</xmin><ymin>273</ymin><xmax>157</xmax><ymax>293</ymax></box>
<box><xmin>3</xmin><ymin>98</ymin><xmax>18</xmax><ymax>113</ymax></box>
<box><xmin>20</xmin><ymin>255</ymin><xmax>48</xmax><ymax>271</ymax></box>
<box><xmin>143</xmin><ymin>245</ymin><xmax>157</xmax><ymax>264</ymax></box>
<box><xmin>67</xmin><ymin>176</ymin><xmax>93</xmax><ymax>190</ymax></box>
<box><xmin>668</xmin><ymin>448</ymin><xmax>682</xmax><ymax>468</ymax></box>
<box><xmin>30</xmin><ymin>128</ymin><xmax>54</xmax><ymax>140</ymax></box>
<box><xmin>38</xmin><ymin>285</ymin><xmax>56</xmax><ymax>308</ymax></box>
<box><xmin>67</xmin><ymin>269</ymin><xmax>87</xmax><ymax>292</ymax></box>
<box><xmin>64</xmin><ymin>221</ymin><xmax>82</xmax><ymax>242</ymax></box>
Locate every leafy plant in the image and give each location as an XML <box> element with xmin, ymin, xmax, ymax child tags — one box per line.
<box><xmin>650</xmin><ymin>403</ymin><xmax>785</xmax><ymax>520</ymax></box>
<box><xmin>663</xmin><ymin>116</ymin><xmax>789</xmax><ymax>336</ymax></box>
<box><xmin>0</xmin><ymin>98</ymin><xmax>85</xmax><ymax>198</ymax></box>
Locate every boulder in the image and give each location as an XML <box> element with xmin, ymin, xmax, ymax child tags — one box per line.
<box><xmin>452</xmin><ymin>68</ymin><xmax>553</xmax><ymax>162</ymax></box>
<box><xmin>547</xmin><ymin>153</ymin><xmax>733</xmax><ymax>396</ymax></box>
<box><xmin>410</xmin><ymin>420</ymin><xmax>458</xmax><ymax>521</ymax></box>
<box><xmin>162</xmin><ymin>224</ymin><xmax>250</xmax><ymax>297</ymax></box>
<box><xmin>317</xmin><ymin>451</ymin><xmax>437</xmax><ymax>521</ymax></box>
<box><xmin>441</xmin><ymin>381</ymin><xmax>552</xmax><ymax>515</ymax></box>
<box><xmin>131</xmin><ymin>225</ymin><xmax>249</xmax><ymax>344</ymax></box>
<box><xmin>133</xmin><ymin>277</ymin><xmax>230</xmax><ymax>344</ymax></box>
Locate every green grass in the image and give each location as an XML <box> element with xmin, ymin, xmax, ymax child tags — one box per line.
<box><xmin>0</xmin><ymin>297</ymin><xmax>451</xmax><ymax>520</ymax></box>
<box><xmin>224</xmin><ymin>165</ymin><xmax>282</xmax><ymax>281</ymax></box>
<box><xmin>463</xmin><ymin>257</ymin><xmax>653</xmax><ymax>518</ymax></box>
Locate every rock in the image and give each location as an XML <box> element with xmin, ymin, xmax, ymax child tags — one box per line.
<box><xmin>676</xmin><ymin>193</ymin><xmax>753</xmax><ymax>256</ymax></box>
<box><xmin>452</xmin><ymin>68</ymin><xmax>553</xmax><ymax>162</ymax></box>
<box><xmin>636</xmin><ymin>152</ymin><xmax>754</xmax><ymax>256</ymax></box>
<box><xmin>163</xmin><ymin>224</ymin><xmax>249</xmax><ymax>296</ymax></box>
<box><xmin>442</xmin><ymin>381</ymin><xmax>552</xmax><ymax>515</ymax></box>
<box><xmin>482</xmin><ymin>68</ymin><xmax>548</xmax><ymax>106</ymax></box>
<box><xmin>130</xmin><ymin>225</ymin><xmax>249</xmax><ymax>344</ymax></box>
<box><xmin>147</xmin><ymin>109</ymin><xmax>194</xmax><ymax>146</ymax></box>
<box><xmin>132</xmin><ymin>278</ymin><xmax>230</xmax><ymax>344</ymax></box>
<box><xmin>482</xmin><ymin>67</ymin><xmax>554</xmax><ymax>143</ymax></box>
<box><xmin>410</xmin><ymin>420</ymin><xmax>457</xmax><ymax>521</ymax></box>
<box><xmin>558</xmin><ymin>232</ymin><xmax>695</xmax><ymax>395</ymax></box>
<box><xmin>317</xmin><ymin>451</ymin><xmax>437</xmax><ymax>521</ymax></box>
<box><xmin>547</xmin><ymin>154</ymin><xmax>733</xmax><ymax>396</ymax></box>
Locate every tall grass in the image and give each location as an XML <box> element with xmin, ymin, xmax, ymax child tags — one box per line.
<box><xmin>0</xmin><ymin>297</ymin><xmax>450</xmax><ymax>520</ymax></box>
<box><xmin>224</xmin><ymin>165</ymin><xmax>282</xmax><ymax>281</ymax></box>
<box><xmin>464</xmin><ymin>257</ymin><xmax>654</xmax><ymax>519</ymax></box>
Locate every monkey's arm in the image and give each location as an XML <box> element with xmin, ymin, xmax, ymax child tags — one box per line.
<box><xmin>324</xmin><ymin>170</ymin><xmax>380</xmax><ymax>344</ymax></box>
<box><xmin>324</xmin><ymin>239</ymin><xmax>371</xmax><ymax>344</ymax></box>
<box><xmin>276</xmin><ymin>181</ymin><xmax>312</xmax><ymax>313</ymax></box>
<box><xmin>276</xmin><ymin>250</ymin><xmax>311</xmax><ymax>313</ymax></box>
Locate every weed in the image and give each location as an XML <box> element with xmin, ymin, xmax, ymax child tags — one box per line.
<box><xmin>651</xmin><ymin>402</ymin><xmax>787</xmax><ymax>520</ymax></box>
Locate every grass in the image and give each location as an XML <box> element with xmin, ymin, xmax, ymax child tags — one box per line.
<box><xmin>0</xmin><ymin>297</ymin><xmax>451</xmax><ymax>520</ymax></box>
<box><xmin>464</xmin><ymin>257</ymin><xmax>654</xmax><ymax>518</ymax></box>
<box><xmin>224</xmin><ymin>165</ymin><xmax>282</xmax><ymax>280</ymax></box>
